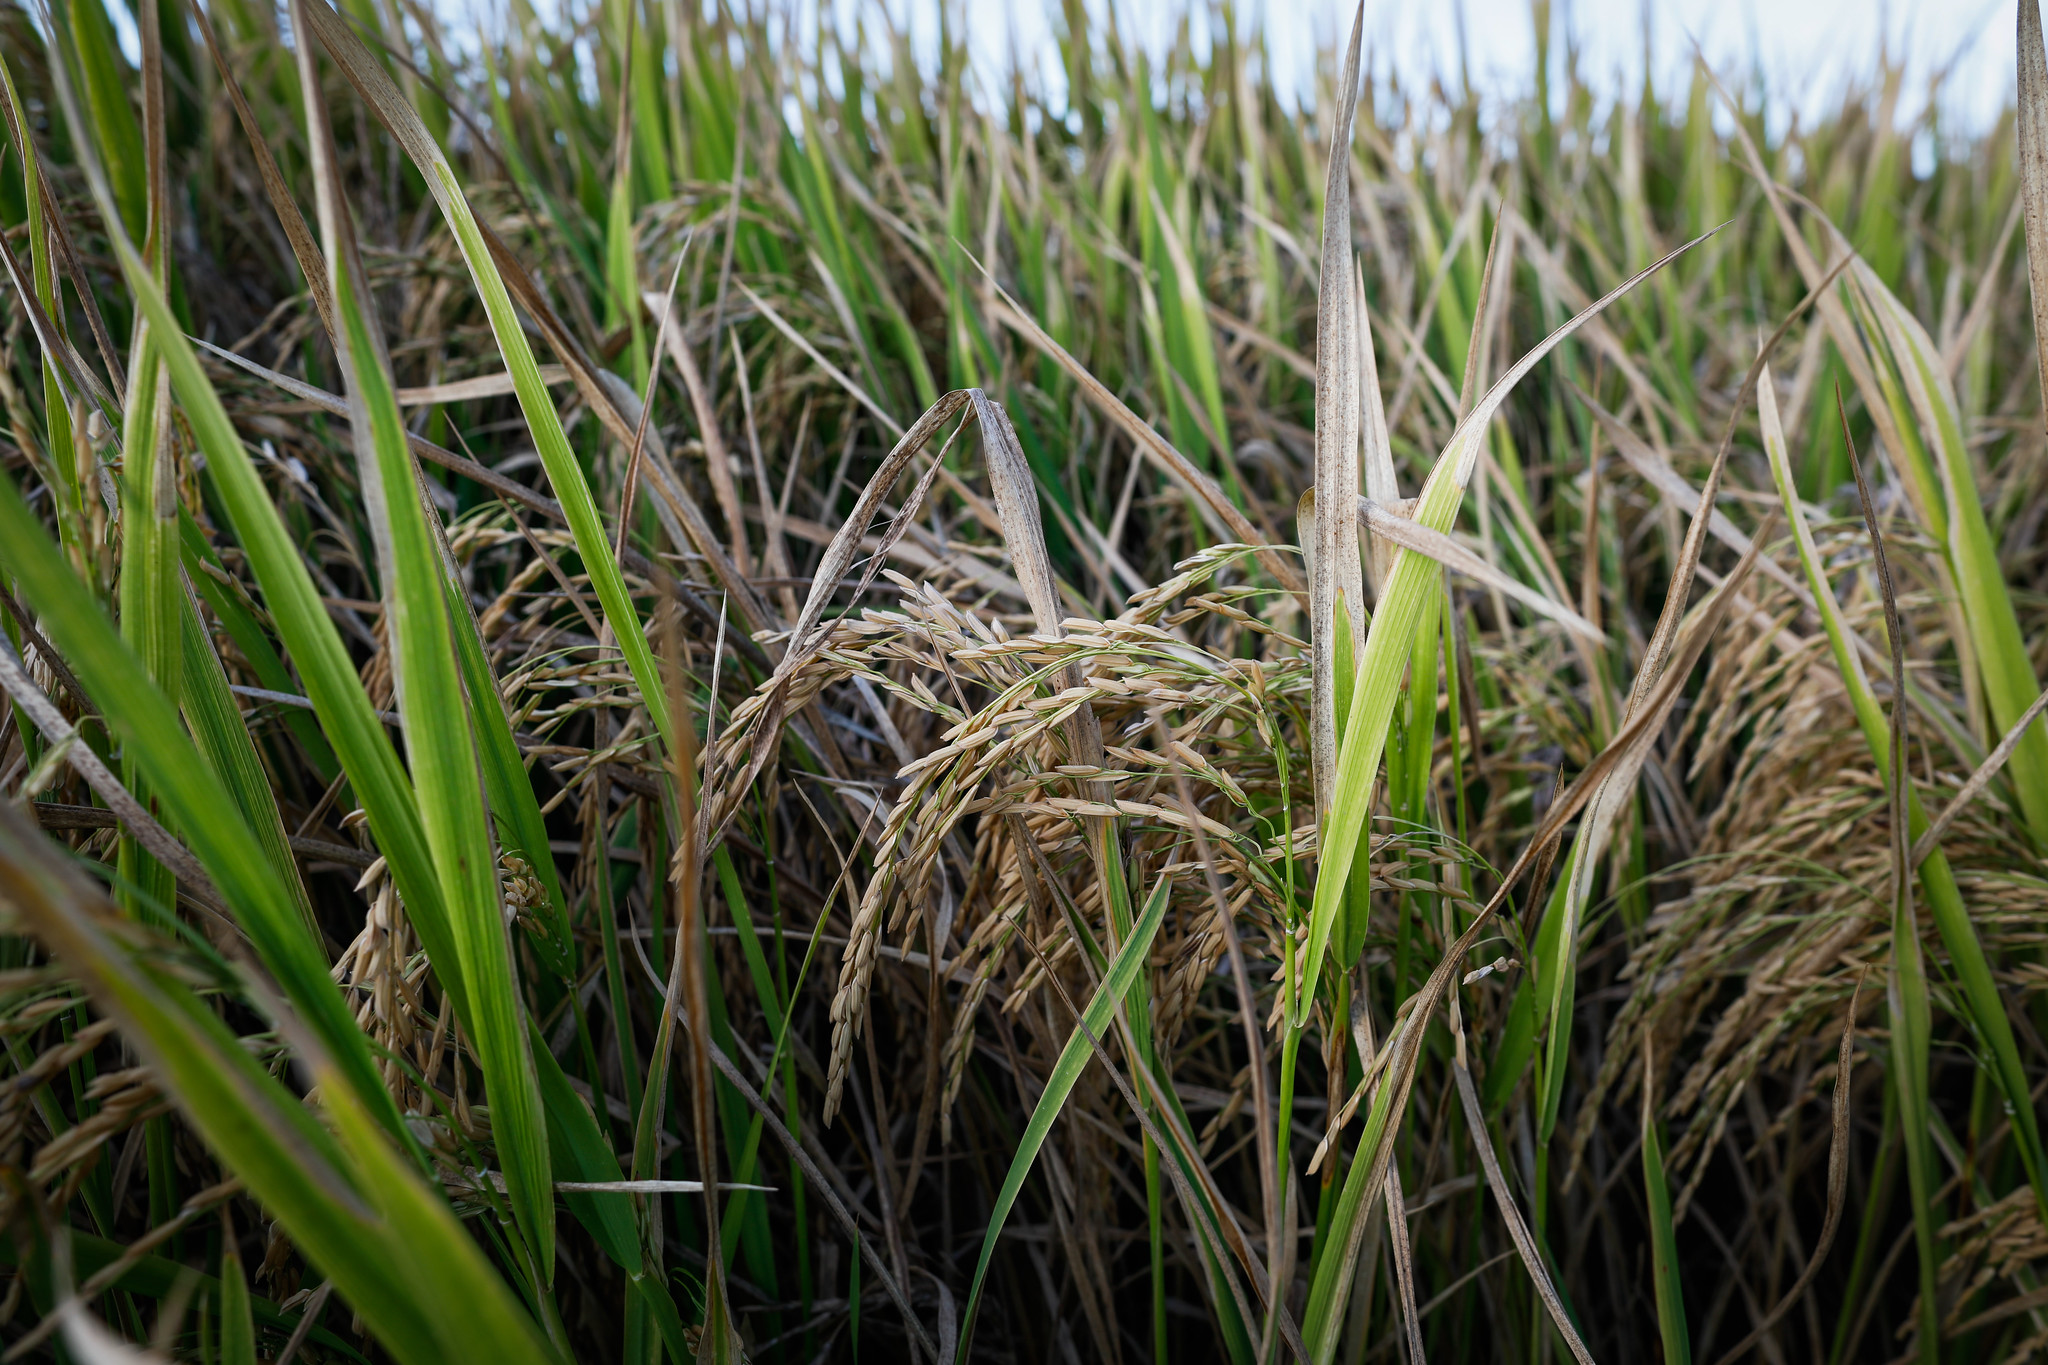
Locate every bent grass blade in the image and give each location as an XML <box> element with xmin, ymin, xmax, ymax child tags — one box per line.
<box><xmin>1297</xmin><ymin>226</ymin><xmax>1720</xmax><ymax>1026</ymax></box>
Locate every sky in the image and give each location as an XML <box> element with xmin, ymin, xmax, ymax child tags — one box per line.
<box><xmin>105</xmin><ymin>0</ymin><xmax>2020</xmax><ymax>141</ymax></box>
<box><xmin>892</xmin><ymin>0</ymin><xmax>2017</xmax><ymax>136</ymax></box>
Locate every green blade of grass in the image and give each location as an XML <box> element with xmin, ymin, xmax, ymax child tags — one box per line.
<box><xmin>1719</xmin><ymin>91</ymin><xmax>2048</xmax><ymax>843</ymax></box>
<box><xmin>299</xmin><ymin>0</ymin><xmax>672</xmax><ymax>758</ymax></box>
<box><xmin>1641</xmin><ymin>1040</ymin><xmax>1690</xmax><ymax>1365</ymax></box>
<box><xmin>0</xmin><ymin>1230</ymin><xmax>361</xmax><ymax>1357</ymax></box>
<box><xmin>0</xmin><ymin>48</ymin><xmax>87</xmax><ymax>570</ymax></box>
<box><xmin>1045</xmin><ymin>901</ymin><xmax>1296</xmax><ymax>1360</ymax></box>
<box><xmin>0</xmin><ymin>462</ymin><xmax>404</xmax><ymax>1146</ymax></box>
<box><xmin>115</xmin><ymin>1</ymin><xmax>178</xmax><ymax>924</ymax></box>
<box><xmin>178</xmin><ymin>513</ymin><xmax>340</xmax><ymax>782</ymax></box>
<box><xmin>1148</xmin><ymin>185</ymin><xmax>1238</xmax><ymax>498</ymax></box>
<box><xmin>292</xmin><ymin>13</ymin><xmax>554</xmax><ymax>1281</ymax></box>
<box><xmin>115</xmin><ymin>327</ymin><xmax>180</xmax><ymax>923</ymax></box>
<box><xmin>1296</xmin><ymin>225</ymin><xmax>1715</xmax><ymax>1026</ymax></box>
<box><xmin>1483</xmin><ymin>865</ymin><xmax>1569</xmax><ymax>1114</ymax></box>
<box><xmin>602</xmin><ymin>114</ymin><xmax>646</xmax><ymax>389</ymax></box>
<box><xmin>1534</xmin><ymin>363</ymin><xmax>1744</xmax><ymax>1144</ymax></box>
<box><xmin>1759</xmin><ymin>376</ymin><xmax>2004</xmax><ymax>1353</ymax></box>
<box><xmin>955</xmin><ymin>874</ymin><xmax>1171</xmax><ymax>1363</ymax></box>
<box><xmin>177</xmin><ymin>590</ymin><xmax>316</xmax><ymax>934</ymax></box>
<box><xmin>50</xmin><ymin>0</ymin><xmax>146</xmax><ymax>240</ymax></box>
<box><xmin>528</xmin><ymin>1020</ymin><xmax>691</xmax><ymax>1365</ymax></box>
<box><xmin>444</xmin><ymin>572</ymin><xmax>573</xmax><ymax>969</ymax></box>
<box><xmin>96</xmin><ymin>288</ymin><xmax>446</xmax><ymax>1108</ymax></box>
<box><xmin>0</xmin><ymin>803</ymin><xmax>557</xmax><ymax>1365</ymax></box>
<box><xmin>1759</xmin><ymin>369</ymin><xmax>2048</xmax><ymax>1225</ymax></box>
<box><xmin>1845</xmin><ymin>412</ymin><xmax>1941</xmax><ymax>1365</ymax></box>
<box><xmin>172</xmin><ymin>27</ymin><xmax>569</xmax><ymax>979</ymax></box>
<box><xmin>221</xmin><ymin>1243</ymin><xmax>257</xmax><ymax>1365</ymax></box>
<box><xmin>1304</xmin><ymin>519</ymin><xmax>1767</xmax><ymax>1360</ymax></box>
<box><xmin>40</xmin><ymin>32</ymin><xmax>466</xmax><ymax>1082</ymax></box>
<box><xmin>1846</xmin><ymin>263</ymin><xmax>2048</xmax><ymax>845</ymax></box>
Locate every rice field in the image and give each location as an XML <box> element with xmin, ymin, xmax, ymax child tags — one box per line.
<box><xmin>2</xmin><ymin>0</ymin><xmax>2048</xmax><ymax>1360</ymax></box>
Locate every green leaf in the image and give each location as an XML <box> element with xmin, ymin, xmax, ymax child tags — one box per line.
<box><xmin>0</xmin><ymin>454</ymin><xmax>403</xmax><ymax>1145</ymax></box>
<box><xmin>1847</xmin><ymin>265</ymin><xmax>2048</xmax><ymax>846</ymax></box>
<box><xmin>955</xmin><ymin>875</ymin><xmax>1172</xmax><ymax>1361</ymax></box>
<box><xmin>299</xmin><ymin>0</ymin><xmax>673</xmax><ymax>760</ymax></box>
<box><xmin>96</xmin><ymin>195</ymin><xmax>462</xmax><ymax>1059</ymax></box>
<box><xmin>447</xmin><ymin>576</ymin><xmax>572</xmax><ymax>972</ymax></box>
<box><xmin>0</xmin><ymin>805</ymin><xmax>557</xmax><ymax>1365</ymax></box>
<box><xmin>51</xmin><ymin>0</ymin><xmax>146</xmax><ymax>239</ymax></box>
<box><xmin>1642</xmin><ymin>1089</ymin><xmax>1689</xmax><ymax>1365</ymax></box>
<box><xmin>1758</xmin><ymin>369</ymin><xmax>2047</xmax><ymax>1222</ymax></box>
<box><xmin>0</xmin><ymin>47</ymin><xmax>86</xmax><ymax>567</ymax></box>
<box><xmin>0</xmin><ymin>1229</ymin><xmax>362</xmax><ymax>1359</ymax></box>
<box><xmin>1298</xmin><ymin>228</ymin><xmax>1716</xmax><ymax>1025</ymax></box>
<box><xmin>115</xmin><ymin>327</ymin><xmax>180</xmax><ymax>922</ymax></box>
<box><xmin>178</xmin><ymin>592</ymin><xmax>317</xmax><ymax>936</ymax></box>
<box><xmin>297</xmin><ymin>45</ymin><xmax>553</xmax><ymax>1278</ymax></box>
<box><xmin>177</xmin><ymin>513</ymin><xmax>339</xmax><ymax>781</ymax></box>
<box><xmin>221</xmin><ymin>1246</ymin><xmax>257</xmax><ymax>1365</ymax></box>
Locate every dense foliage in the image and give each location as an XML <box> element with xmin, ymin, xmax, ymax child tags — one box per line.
<box><xmin>2</xmin><ymin>0</ymin><xmax>2048</xmax><ymax>1361</ymax></box>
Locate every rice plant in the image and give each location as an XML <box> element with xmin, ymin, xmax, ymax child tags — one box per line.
<box><xmin>1</xmin><ymin>0</ymin><xmax>2047</xmax><ymax>1359</ymax></box>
